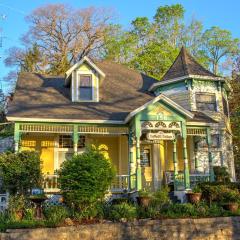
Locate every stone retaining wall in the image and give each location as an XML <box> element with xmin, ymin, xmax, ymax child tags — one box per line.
<box><xmin>1</xmin><ymin>217</ymin><xmax>240</xmax><ymax>240</ymax></box>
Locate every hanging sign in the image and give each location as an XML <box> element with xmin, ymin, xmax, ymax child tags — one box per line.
<box><xmin>146</xmin><ymin>131</ymin><xmax>175</xmax><ymax>140</ymax></box>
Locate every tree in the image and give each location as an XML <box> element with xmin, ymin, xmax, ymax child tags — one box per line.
<box><xmin>103</xmin><ymin>24</ymin><xmax>138</xmax><ymax>64</ymax></box>
<box><xmin>0</xmin><ymin>151</ymin><xmax>42</xmax><ymax>195</ymax></box>
<box><xmin>201</xmin><ymin>26</ymin><xmax>240</xmax><ymax>74</ymax></box>
<box><xmin>58</xmin><ymin>146</ymin><xmax>115</xmax><ymax>210</ymax></box>
<box><xmin>5</xmin><ymin>44</ymin><xmax>43</xmax><ymax>73</ymax></box>
<box><xmin>229</xmin><ymin>74</ymin><xmax>240</xmax><ymax>180</ymax></box>
<box><xmin>154</xmin><ymin>4</ymin><xmax>185</xmax><ymax>47</ymax></box>
<box><xmin>5</xmin><ymin>4</ymin><xmax>113</xmax><ymax>75</ymax></box>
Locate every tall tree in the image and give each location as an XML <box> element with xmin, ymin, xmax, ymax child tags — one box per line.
<box><xmin>5</xmin><ymin>44</ymin><xmax>43</xmax><ymax>73</ymax></box>
<box><xmin>201</xmin><ymin>26</ymin><xmax>240</xmax><ymax>74</ymax></box>
<box><xmin>5</xmin><ymin>4</ymin><xmax>113</xmax><ymax>75</ymax></box>
<box><xmin>154</xmin><ymin>4</ymin><xmax>185</xmax><ymax>47</ymax></box>
<box><xmin>229</xmin><ymin>74</ymin><xmax>240</xmax><ymax>180</ymax></box>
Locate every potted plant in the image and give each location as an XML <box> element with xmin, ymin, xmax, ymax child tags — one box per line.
<box><xmin>221</xmin><ymin>189</ymin><xmax>240</xmax><ymax>213</ymax></box>
<box><xmin>137</xmin><ymin>190</ymin><xmax>152</xmax><ymax>207</ymax></box>
<box><xmin>186</xmin><ymin>186</ymin><xmax>202</xmax><ymax>204</ymax></box>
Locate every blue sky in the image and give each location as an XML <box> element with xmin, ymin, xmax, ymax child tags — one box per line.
<box><xmin>0</xmin><ymin>0</ymin><xmax>240</xmax><ymax>93</ymax></box>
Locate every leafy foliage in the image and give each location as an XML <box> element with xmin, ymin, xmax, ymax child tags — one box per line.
<box><xmin>0</xmin><ymin>151</ymin><xmax>42</xmax><ymax>195</ymax></box>
<box><xmin>44</xmin><ymin>206</ymin><xmax>69</xmax><ymax>226</ymax></box>
<box><xmin>107</xmin><ymin>202</ymin><xmax>137</xmax><ymax>221</ymax></box>
<box><xmin>58</xmin><ymin>146</ymin><xmax>115</xmax><ymax>210</ymax></box>
<box><xmin>213</xmin><ymin>166</ymin><xmax>231</xmax><ymax>182</ymax></box>
<box><xmin>201</xmin><ymin>26</ymin><xmax>240</xmax><ymax>74</ymax></box>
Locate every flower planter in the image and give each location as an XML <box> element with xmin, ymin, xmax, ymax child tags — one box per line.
<box><xmin>222</xmin><ymin>203</ymin><xmax>239</xmax><ymax>213</ymax></box>
<box><xmin>186</xmin><ymin>192</ymin><xmax>202</xmax><ymax>204</ymax></box>
<box><xmin>137</xmin><ymin>196</ymin><xmax>151</xmax><ymax>207</ymax></box>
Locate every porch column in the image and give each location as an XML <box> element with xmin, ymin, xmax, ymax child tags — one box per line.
<box><xmin>183</xmin><ymin>137</ymin><xmax>190</xmax><ymax>189</ymax></box>
<box><xmin>73</xmin><ymin>125</ymin><xmax>79</xmax><ymax>154</ymax></box>
<box><xmin>128</xmin><ymin>131</ymin><xmax>135</xmax><ymax>190</ymax></box>
<box><xmin>206</xmin><ymin>128</ymin><xmax>214</xmax><ymax>182</ymax></box>
<box><xmin>14</xmin><ymin>123</ymin><xmax>20</xmax><ymax>152</ymax></box>
<box><xmin>173</xmin><ymin>139</ymin><xmax>178</xmax><ymax>190</ymax></box>
<box><xmin>136</xmin><ymin>136</ymin><xmax>142</xmax><ymax>190</ymax></box>
<box><xmin>135</xmin><ymin>115</ymin><xmax>142</xmax><ymax>191</ymax></box>
<box><xmin>193</xmin><ymin>136</ymin><xmax>199</xmax><ymax>171</ymax></box>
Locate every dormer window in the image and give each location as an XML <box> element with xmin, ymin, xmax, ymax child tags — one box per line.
<box><xmin>78</xmin><ymin>74</ymin><xmax>93</xmax><ymax>101</ymax></box>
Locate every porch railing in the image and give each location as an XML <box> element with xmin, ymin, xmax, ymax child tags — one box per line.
<box><xmin>165</xmin><ymin>171</ymin><xmax>210</xmax><ymax>190</ymax></box>
<box><xmin>43</xmin><ymin>174</ymin><xmax>60</xmax><ymax>193</ymax></box>
<box><xmin>190</xmin><ymin>174</ymin><xmax>210</xmax><ymax>187</ymax></box>
<box><xmin>43</xmin><ymin>174</ymin><xmax>137</xmax><ymax>194</ymax></box>
<box><xmin>111</xmin><ymin>174</ymin><xmax>136</xmax><ymax>193</ymax></box>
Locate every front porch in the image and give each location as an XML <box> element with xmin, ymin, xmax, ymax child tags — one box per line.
<box><xmin>13</xmin><ymin>97</ymin><xmax>216</xmax><ymax>195</ymax></box>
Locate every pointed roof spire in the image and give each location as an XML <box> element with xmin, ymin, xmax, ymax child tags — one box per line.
<box><xmin>161</xmin><ymin>47</ymin><xmax>218</xmax><ymax>81</ymax></box>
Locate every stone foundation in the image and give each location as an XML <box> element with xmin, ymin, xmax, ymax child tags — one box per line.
<box><xmin>1</xmin><ymin>217</ymin><xmax>240</xmax><ymax>240</ymax></box>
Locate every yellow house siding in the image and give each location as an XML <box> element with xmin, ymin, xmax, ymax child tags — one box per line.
<box><xmin>87</xmin><ymin>135</ymin><xmax>119</xmax><ymax>172</ymax></box>
<box><xmin>119</xmin><ymin>135</ymin><xmax>129</xmax><ymax>175</ymax></box>
<box><xmin>21</xmin><ymin>135</ymin><xmax>55</xmax><ymax>174</ymax></box>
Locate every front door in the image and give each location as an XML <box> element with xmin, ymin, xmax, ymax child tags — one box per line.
<box><xmin>140</xmin><ymin>144</ymin><xmax>153</xmax><ymax>190</ymax></box>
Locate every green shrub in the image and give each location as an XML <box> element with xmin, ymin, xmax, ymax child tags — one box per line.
<box><xmin>150</xmin><ymin>187</ymin><xmax>170</xmax><ymax>210</ymax></box>
<box><xmin>219</xmin><ymin>188</ymin><xmax>240</xmax><ymax>204</ymax></box>
<box><xmin>23</xmin><ymin>207</ymin><xmax>35</xmax><ymax>221</ymax></box>
<box><xmin>73</xmin><ymin>202</ymin><xmax>105</xmax><ymax>221</ymax></box>
<box><xmin>43</xmin><ymin>206</ymin><xmax>69</xmax><ymax>226</ymax></box>
<box><xmin>137</xmin><ymin>205</ymin><xmax>160</xmax><ymax>219</ymax></box>
<box><xmin>161</xmin><ymin>203</ymin><xmax>198</xmax><ymax>218</ymax></box>
<box><xmin>213</xmin><ymin>166</ymin><xmax>230</xmax><ymax>182</ymax></box>
<box><xmin>0</xmin><ymin>151</ymin><xmax>42</xmax><ymax>195</ymax></box>
<box><xmin>198</xmin><ymin>183</ymin><xmax>240</xmax><ymax>204</ymax></box>
<box><xmin>108</xmin><ymin>202</ymin><xmax>137</xmax><ymax>221</ymax></box>
<box><xmin>58</xmin><ymin>146</ymin><xmax>115</xmax><ymax>210</ymax></box>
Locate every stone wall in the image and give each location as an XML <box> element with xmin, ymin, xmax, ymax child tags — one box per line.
<box><xmin>1</xmin><ymin>217</ymin><xmax>240</xmax><ymax>240</ymax></box>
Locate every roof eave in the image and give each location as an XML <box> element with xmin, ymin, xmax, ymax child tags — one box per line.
<box><xmin>149</xmin><ymin>74</ymin><xmax>226</xmax><ymax>92</ymax></box>
<box><xmin>124</xmin><ymin>94</ymin><xmax>194</xmax><ymax>123</ymax></box>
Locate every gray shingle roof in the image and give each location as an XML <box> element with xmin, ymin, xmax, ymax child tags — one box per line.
<box><xmin>162</xmin><ymin>47</ymin><xmax>218</xmax><ymax>81</ymax></box>
<box><xmin>7</xmin><ymin>59</ymin><xmax>217</xmax><ymax>124</ymax></box>
<box><xmin>7</xmin><ymin>61</ymin><xmax>158</xmax><ymax>121</ymax></box>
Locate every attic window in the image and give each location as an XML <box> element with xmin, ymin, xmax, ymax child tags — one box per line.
<box><xmin>78</xmin><ymin>74</ymin><xmax>93</xmax><ymax>101</ymax></box>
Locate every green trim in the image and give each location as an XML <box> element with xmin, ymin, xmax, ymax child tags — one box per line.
<box><xmin>17</xmin><ymin>121</ymin><xmax>128</xmax><ymax>128</ymax></box>
<box><xmin>134</xmin><ymin>115</ymin><xmax>142</xmax><ymax>190</ymax></box>
<box><xmin>14</xmin><ymin>123</ymin><xmax>20</xmax><ymax>152</ymax></box>
<box><xmin>183</xmin><ymin>137</ymin><xmax>190</xmax><ymax>189</ymax></box>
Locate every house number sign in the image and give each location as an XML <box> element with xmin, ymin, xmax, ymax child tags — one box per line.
<box><xmin>146</xmin><ymin>131</ymin><xmax>175</xmax><ymax>140</ymax></box>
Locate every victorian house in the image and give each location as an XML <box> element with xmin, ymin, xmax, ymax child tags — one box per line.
<box><xmin>7</xmin><ymin>47</ymin><xmax>235</xmax><ymax>195</ymax></box>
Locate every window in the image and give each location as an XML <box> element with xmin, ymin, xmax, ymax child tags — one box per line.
<box><xmin>196</xmin><ymin>93</ymin><xmax>217</xmax><ymax>111</ymax></box>
<box><xmin>59</xmin><ymin>135</ymin><xmax>85</xmax><ymax>148</ymax></box>
<box><xmin>79</xmin><ymin>75</ymin><xmax>93</xmax><ymax>101</ymax></box>
<box><xmin>197</xmin><ymin>134</ymin><xmax>220</xmax><ymax>148</ymax></box>
<box><xmin>222</xmin><ymin>96</ymin><xmax>229</xmax><ymax>117</ymax></box>
<box><xmin>211</xmin><ymin>134</ymin><xmax>221</xmax><ymax>148</ymax></box>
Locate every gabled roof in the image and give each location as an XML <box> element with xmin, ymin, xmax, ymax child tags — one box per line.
<box><xmin>65</xmin><ymin>56</ymin><xmax>106</xmax><ymax>86</ymax></box>
<box><xmin>149</xmin><ymin>47</ymin><xmax>225</xmax><ymax>91</ymax></box>
<box><xmin>125</xmin><ymin>93</ymin><xmax>194</xmax><ymax>123</ymax></box>
<box><xmin>7</xmin><ymin>62</ymin><xmax>159</xmax><ymax>123</ymax></box>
